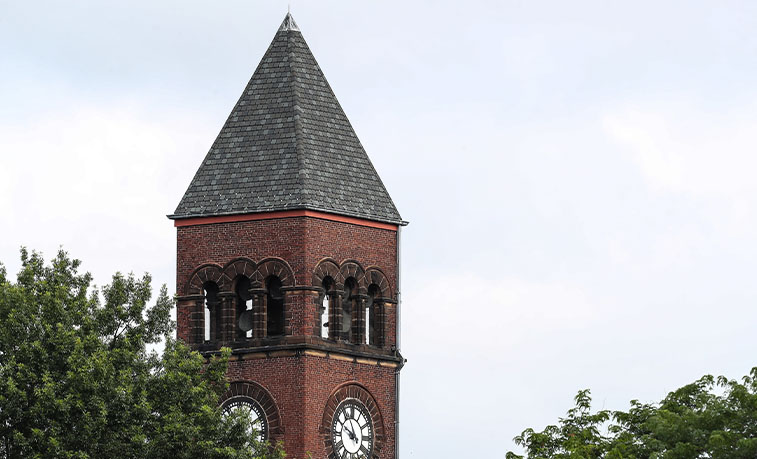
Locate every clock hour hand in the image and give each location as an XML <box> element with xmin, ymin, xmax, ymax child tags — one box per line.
<box><xmin>345</xmin><ymin>421</ymin><xmax>358</xmax><ymax>441</ymax></box>
<box><xmin>342</xmin><ymin>422</ymin><xmax>355</xmax><ymax>440</ymax></box>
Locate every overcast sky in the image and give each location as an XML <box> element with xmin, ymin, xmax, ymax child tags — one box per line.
<box><xmin>3</xmin><ymin>1</ymin><xmax>757</xmax><ymax>457</ymax></box>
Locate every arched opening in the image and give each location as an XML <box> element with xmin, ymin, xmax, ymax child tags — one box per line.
<box><xmin>321</xmin><ymin>276</ymin><xmax>334</xmax><ymax>339</ymax></box>
<box><xmin>366</xmin><ymin>284</ymin><xmax>380</xmax><ymax>346</ymax></box>
<box><xmin>266</xmin><ymin>275</ymin><xmax>284</xmax><ymax>336</ymax></box>
<box><xmin>342</xmin><ymin>277</ymin><xmax>357</xmax><ymax>342</ymax></box>
<box><xmin>235</xmin><ymin>276</ymin><xmax>253</xmax><ymax>340</ymax></box>
<box><xmin>203</xmin><ymin>281</ymin><xmax>220</xmax><ymax>342</ymax></box>
<box><xmin>221</xmin><ymin>396</ymin><xmax>268</xmax><ymax>442</ymax></box>
<box><xmin>220</xmin><ymin>381</ymin><xmax>282</xmax><ymax>444</ymax></box>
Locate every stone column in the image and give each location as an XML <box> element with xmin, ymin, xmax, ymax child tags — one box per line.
<box><xmin>355</xmin><ymin>295</ymin><xmax>367</xmax><ymax>345</ymax></box>
<box><xmin>375</xmin><ymin>300</ymin><xmax>386</xmax><ymax>348</ymax></box>
<box><xmin>332</xmin><ymin>291</ymin><xmax>344</xmax><ymax>341</ymax></box>
<box><xmin>193</xmin><ymin>298</ymin><xmax>205</xmax><ymax>346</ymax></box>
<box><xmin>251</xmin><ymin>288</ymin><xmax>266</xmax><ymax>339</ymax></box>
<box><xmin>219</xmin><ymin>292</ymin><xmax>236</xmax><ymax>344</ymax></box>
<box><xmin>175</xmin><ymin>296</ymin><xmax>202</xmax><ymax>345</ymax></box>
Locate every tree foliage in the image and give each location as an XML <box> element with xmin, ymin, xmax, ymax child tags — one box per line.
<box><xmin>507</xmin><ymin>370</ymin><xmax>757</xmax><ymax>459</ymax></box>
<box><xmin>0</xmin><ymin>249</ymin><xmax>285</xmax><ymax>459</ymax></box>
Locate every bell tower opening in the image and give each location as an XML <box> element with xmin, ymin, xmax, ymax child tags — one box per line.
<box><xmin>342</xmin><ymin>277</ymin><xmax>357</xmax><ymax>343</ymax></box>
<box><xmin>203</xmin><ymin>281</ymin><xmax>220</xmax><ymax>342</ymax></box>
<box><xmin>321</xmin><ymin>276</ymin><xmax>335</xmax><ymax>339</ymax></box>
<box><xmin>366</xmin><ymin>284</ymin><xmax>380</xmax><ymax>346</ymax></box>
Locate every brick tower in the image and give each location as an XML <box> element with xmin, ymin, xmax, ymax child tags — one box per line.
<box><xmin>169</xmin><ymin>14</ymin><xmax>405</xmax><ymax>459</ymax></box>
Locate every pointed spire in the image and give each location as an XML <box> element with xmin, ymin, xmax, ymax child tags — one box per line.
<box><xmin>171</xmin><ymin>14</ymin><xmax>401</xmax><ymax>224</ymax></box>
<box><xmin>279</xmin><ymin>12</ymin><xmax>299</xmax><ymax>32</ymax></box>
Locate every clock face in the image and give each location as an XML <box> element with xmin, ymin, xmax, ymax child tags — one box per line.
<box><xmin>331</xmin><ymin>399</ymin><xmax>374</xmax><ymax>459</ymax></box>
<box><xmin>222</xmin><ymin>396</ymin><xmax>268</xmax><ymax>442</ymax></box>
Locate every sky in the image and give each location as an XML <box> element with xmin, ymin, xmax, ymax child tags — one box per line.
<box><xmin>2</xmin><ymin>1</ymin><xmax>757</xmax><ymax>457</ymax></box>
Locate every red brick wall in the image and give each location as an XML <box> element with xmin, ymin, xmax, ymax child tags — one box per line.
<box><xmin>303</xmin><ymin>356</ymin><xmax>396</xmax><ymax>459</ymax></box>
<box><xmin>302</xmin><ymin>217</ymin><xmax>397</xmax><ymax>290</ymax></box>
<box><xmin>175</xmin><ymin>214</ymin><xmax>399</xmax><ymax>459</ymax></box>
<box><xmin>226</xmin><ymin>356</ymin><xmax>306</xmax><ymax>454</ymax></box>
<box><xmin>302</xmin><ymin>217</ymin><xmax>398</xmax><ymax>348</ymax></box>
<box><xmin>225</xmin><ymin>355</ymin><xmax>396</xmax><ymax>459</ymax></box>
<box><xmin>176</xmin><ymin>216</ymin><xmax>396</xmax><ymax>296</ymax></box>
<box><xmin>176</xmin><ymin>217</ymin><xmax>308</xmax><ymax>292</ymax></box>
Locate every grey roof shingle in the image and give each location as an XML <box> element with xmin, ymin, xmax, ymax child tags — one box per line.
<box><xmin>170</xmin><ymin>14</ymin><xmax>402</xmax><ymax>224</ymax></box>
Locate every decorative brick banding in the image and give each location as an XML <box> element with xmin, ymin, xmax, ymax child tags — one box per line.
<box><xmin>339</xmin><ymin>261</ymin><xmax>365</xmax><ymax>292</ymax></box>
<box><xmin>363</xmin><ymin>267</ymin><xmax>392</xmax><ymax>300</ymax></box>
<box><xmin>187</xmin><ymin>257</ymin><xmax>296</xmax><ymax>295</ymax></box>
<box><xmin>186</xmin><ymin>263</ymin><xmax>225</xmax><ymax>295</ymax></box>
<box><xmin>257</xmin><ymin>257</ymin><xmax>296</xmax><ymax>287</ymax></box>
<box><xmin>312</xmin><ymin>258</ymin><xmax>342</xmax><ymax>290</ymax></box>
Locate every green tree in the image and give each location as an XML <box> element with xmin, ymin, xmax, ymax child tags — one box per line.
<box><xmin>0</xmin><ymin>248</ymin><xmax>285</xmax><ymax>459</ymax></box>
<box><xmin>507</xmin><ymin>370</ymin><xmax>757</xmax><ymax>459</ymax></box>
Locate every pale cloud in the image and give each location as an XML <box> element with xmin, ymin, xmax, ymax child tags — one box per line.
<box><xmin>401</xmin><ymin>272</ymin><xmax>599</xmax><ymax>456</ymax></box>
<box><xmin>3</xmin><ymin>2</ymin><xmax>757</xmax><ymax>458</ymax></box>
<box><xmin>404</xmin><ymin>272</ymin><xmax>597</xmax><ymax>359</ymax></box>
<box><xmin>603</xmin><ymin>109</ymin><xmax>684</xmax><ymax>191</ymax></box>
<box><xmin>1</xmin><ymin>107</ymin><xmax>170</xmax><ymax>220</ymax></box>
<box><xmin>602</xmin><ymin>100</ymin><xmax>757</xmax><ymax>199</ymax></box>
<box><xmin>0</xmin><ymin>103</ymin><xmax>214</xmax><ymax>290</ymax></box>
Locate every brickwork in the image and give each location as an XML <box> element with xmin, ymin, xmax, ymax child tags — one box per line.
<box><xmin>223</xmin><ymin>354</ymin><xmax>397</xmax><ymax>458</ymax></box>
<box><xmin>225</xmin><ymin>356</ymin><xmax>306</xmax><ymax>453</ymax></box>
<box><xmin>309</xmin><ymin>362</ymin><xmax>396</xmax><ymax>459</ymax></box>
<box><xmin>175</xmin><ymin>213</ymin><xmax>401</xmax><ymax>458</ymax></box>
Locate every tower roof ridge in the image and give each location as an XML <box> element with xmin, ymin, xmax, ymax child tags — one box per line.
<box><xmin>171</xmin><ymin>14</ymin><xmax>402</xmax><ymax>225</ymax></box>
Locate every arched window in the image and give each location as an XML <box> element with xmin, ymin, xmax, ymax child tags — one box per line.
<box><xmin>366</xmin><ymin>284</ymin><xmax>380</xmax><ymax>346</ymax></box>
<box><xmin>342</xmin><ymin>277</ymin><xmax>357</xmax><ymax>342</ymax></box>
<box><xmin>266</xmin><ymin>276</ymin><xmax>284</xmax><ymax>336</ymax></box>
<box><xmin>203</xmin><ymin>281</ymin><xmax>220</xmax><ymax>342</ymax></box>
<box><xmin>321</xmin><ymin>276</ymin><xmax>334</xmax><ymax>339</ymax></box>
<box><xmin>236</xmin><ymin>276</ymin><xmax>253</xmax><ymax>340</ymax></box>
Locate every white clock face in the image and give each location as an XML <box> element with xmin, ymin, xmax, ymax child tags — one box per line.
<box><xmin>331</xmin><ymin>400</ymin><xmax>373</xmax><ymax>459</ymax></box>
<box><xmin>222</xmin><ymin>396</ymin><xmax>267</xmax><ymax>442</ymax></box>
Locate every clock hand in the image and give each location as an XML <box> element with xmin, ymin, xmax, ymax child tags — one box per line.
<box><xmin>344</xmin><ymin>422</ymin><xmax>357</xmax><ymax>441</ymax></box>
<box><xmin>346</xmin><ymin>421</ymin><xmax>358</xmax><ymax>442</ymax></box>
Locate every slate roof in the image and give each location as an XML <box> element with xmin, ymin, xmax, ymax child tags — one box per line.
<box><xmin>170</xmin><ymin>14</ymin><xmax>402</xmax><ymax>224</ymax></box>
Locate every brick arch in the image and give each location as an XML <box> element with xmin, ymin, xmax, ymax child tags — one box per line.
<box><xmin>256</xmin><ymin>257</ymin><xmax>295</xmax><ymax>288</ymax></box>
<box><xmin>221</xmin><ymin>258</ymin><xmax>257</xmax><ymax>289</ymax></box>
<box><xmin>185</xmin><ymin>264</ymin><xmax>224</xmax><ymax>295</ymax></box>
<box><xmin>362</xmin><ymin>267</ymin><xmax>393</xmax><ymax>300</ymax></box>
<box><xmin>221</xmin><ymin>380</ymin><xmax>283</xmax><ymax>438</ymax></box>
<box><xmin>339</xmin><ymin>260</ymin><xmax>365</xmax><ymax>294</ymax></box>
<box><xmin>313</xmin><ymin>258</ymin><xmax>341</xmax><ymax>290</ymax></box>
<box><xmin>320</xmin><ymin>382</ymin><xmax>385</xmax><ymax>457</ymax></box>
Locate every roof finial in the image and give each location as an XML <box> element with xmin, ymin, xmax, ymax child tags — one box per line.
<box><xmin>279</xmin><ymin>10</ymin><xmax>299</xmax><ymax>32</ymax></box>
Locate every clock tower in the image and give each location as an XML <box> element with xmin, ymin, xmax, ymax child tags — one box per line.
<box><xmin>169</xmin><ymin>14</ymin><xmax>405</xmax><ymax>459</ymax></box>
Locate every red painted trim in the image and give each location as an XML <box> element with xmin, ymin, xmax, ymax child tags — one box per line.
<box><xmin>173</xmin><ymin>209</ymin><xmax>399</xmax><ymax>231</ymax></box>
